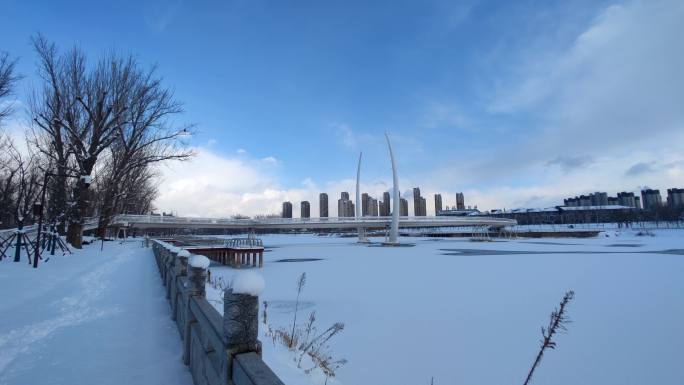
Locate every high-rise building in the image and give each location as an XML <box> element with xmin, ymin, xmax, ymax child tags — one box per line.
<box><xmin>379</xmin><ymin>201</ymin><xmax>386</xmax><ymax>217</ymax></box>
<box><xmin>641</xmin><ymin>189</ymin><xmax>662</xmax><ymax>210</ymax></box>
<box><xmin>456</xmin><ymin>192</ymin><xmax>465</xmax><ymax>210</ymax></box>
<box><xmin>413</xmin><ymin>187</ymin><xmax>426</xmax><ymax>216</ymax></box>
<box><xmin>590</xmin><ymin>192</ymin><xmax>608</xmax><ymax>206</ymax></box>
<box><xmin>381</xmin><ymin>192</ymin><xmax>391</xmax><ymax>216</ymax></box>
<box><xmin>300</xmin><ymin>201</ymin><xmax>310</xmax><ymax>218</ymax></box>
<box><xmin>617</xmin><ymin>192</ymin><xmax>637</xmax><ymax>208</ymax></box>
<box><xmin>282</xmin><ymin>201</ymin><xmax>293</xmax><ymax>218</ymax></box>
<box><xmin>578</xmin><ymin>195</ymin><xmax>592</xmax><ymax>207</ymax></box>
<box><xmin>337</xmin><ymin>192</ymin><xmax>354</xmax><ymax>217</ymax></box>
<box><xmin>635</xmin><ymin>196</ymin><xmax>642</xmax><ymax>209</ymax></box>
<box><xmin>319</xmin><ymin>193</ymin><xmax>328</xmax><ymax>218</ymax></box>
<box><xmin>360</xmin><ymin>193</ymin><xmax>379</xmax><ymax>217</ymax></box>
<box><xmin>667</xmin><ymin>188</ymin><xmax>684</xmax><ymax>207</ymax></box>
<box><xmin>564</xmin><ymin>197</ymin><xmax>579</xmax><ymax>207</ymax></box>
<box><xmin>607</xmin><ymin>197</ymin><xmax>619</xmax><ymax>205</ymax></box>
<box><xmin>400</xmin><ymin>198</ymin><xmax>409</xmax><ymax>216</ymax></box>
<box><xmin>413</xmin><ymin>188</ymin><xmax>421</xmax><ymax>216</ymax></box>
<box><xmin>434</xmin><ymin>194</ymin><xmax>442</xmax><ymax>215</ymax></box>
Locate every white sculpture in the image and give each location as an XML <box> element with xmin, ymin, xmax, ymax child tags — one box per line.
<box><xmin>385</xmin><ymin>133</ymin><xmax>399</xmax><ymax>244</ymax></box>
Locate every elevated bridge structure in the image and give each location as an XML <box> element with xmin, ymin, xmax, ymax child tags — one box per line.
<box><xmin>109</xmin><ymin>214</ymin><xmax>516</xmax><ymax>233</ymax></box>
<box><xmin>1</xmin><ymin>215</ymin><xmax>517</xmax><ymax>247</ymax></box>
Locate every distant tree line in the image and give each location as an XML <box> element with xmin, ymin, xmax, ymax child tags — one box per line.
<box><xmin>0</xmin><ymin>35</ymin><xmax>193</xmax><ymax>248</ymax></box>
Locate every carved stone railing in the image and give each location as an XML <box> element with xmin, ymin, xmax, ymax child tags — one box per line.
<box><xmin>152</xmin><ymin>240</ymin><xmax>284</xmax><ymax>385</ymax></box>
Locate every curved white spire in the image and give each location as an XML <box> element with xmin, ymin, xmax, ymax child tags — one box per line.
<box><xmin>385</xmin><ymin>133</ymin><xmax>399</xmax><ymax>244</ymax></box>
<box><xmin>356</xmin><ymin>152</ymin><xmax>368</xmax><ymax>243</ymax></box>
<box><xmin>356</xmin><ymin>152</ymin><xmax>362</xmax><ymax>219</ymax></box>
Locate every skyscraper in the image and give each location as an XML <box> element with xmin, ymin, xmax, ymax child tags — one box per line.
<box><xmin>413</xmin><ymin>187</ymin><xmax>426</xmax><ymax>216</ymax></box>
<box><xmin>337</xmin><ymin>192</ymin><xmax>354</xmax><ymax>217</ymax></box>
<box><xmin>400</xmin><ymin>198</ymin><xmax>409</xmax><ymax>216</ymax></box>
<box><xmin>434</xmin><ymin>194</ymin><xmax>442</xmax><ymax>215</ymax></box>
<box><xmin>591</xmin><ymin>192</ymin><xmax>609</xmax><ymax>206</ymax></box>
<box><xmin>641</xmin><ymin>189</ymin><xmax>662</xmax><ymax>209</ymax></box>
<box><xmin>301</xmin><ymin>201</ymin><xmax>310</xmax><ymax>218</ymax></box>
<box><xmin>319</xmin><ymin>193</ymin><xmax>328</xmax><ymax>218</ymax></box>
<box><xmin>413</xmin><ymin>188</ymin><xmax>421</xmax><ymax>216</ymax></box>
<box><xmin>362</xmin><ymin>193</ymin><xmax>370</xmax><ymax>216</ymax></box>
<box><xmin>360</xmin><ymin>193</ymin><xmax>379</xmax><ymax>217</ymax></box>
<box><xmin>282</xmin><ymin>201</ymin><xmax>293</xmax><ymax>218</ymax></box>
<box><xmin>381</xmin><ymin>191</ymin><xmax>391</xmax><ymax>216</ymax></box>
<box><xmin>456</xmin><ymin>192</ymin><xmax>465</xmax><ymax>210</ymax></box>
<box><xmin>667</xmin><ymin>188</ymin><xmax>684</xmax><ymax>207</ymax></box>
<box><xmin>617</xmin><ymin>192</ymin><xmax>636</xmax><ymax>208</ymax></box>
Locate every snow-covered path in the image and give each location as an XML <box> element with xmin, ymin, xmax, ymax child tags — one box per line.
<box><xmin>0</xmin><ymin>241</ymin><xmax>192</xmax><ymax>385</ymax></box>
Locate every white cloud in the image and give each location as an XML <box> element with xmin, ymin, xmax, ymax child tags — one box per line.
<box><xmin>331</xmin><ymin>123</ymin><xmax>376</xmax><ymax>149</ymax></box>
<box><xmin>143</xmin><ymin>0</ymin><xmax>183</xmax><ymax>32</ymax></box>
<box><xmin>415</xmin><ymin>0</ymin><xmax>684</xmax><ymax>209</ymax></box>
<box><xmin>489</xmin><ymin>0</ymin><xmax>684</xmax><ymax>154</ymax></box>
<box><xmin>154</xmin><ymin>147</ymin><xmax>285</xmax><ymax>217</ymax></box>
<box><xmin>421</xmin><ymin>102</ymin><xmax>475</xmax><ymax>131</ymax></box>
<box><xmin>260</xmin><ymin>156</ymin><xmax>279</xmax><ymax>165</ymax></box>
<box><xmin>236</xmin><ymin>148</ymin><xmax>247</xmax><ymax>154</ymax></box>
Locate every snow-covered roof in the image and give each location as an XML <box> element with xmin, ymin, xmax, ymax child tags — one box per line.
<box><xmin>559</xmin><ymin>205</ymin><xmax>632</xmax><ymax>211</ymax></box>
<box><xmin>509</xmin><ymin>207</ymin><xmax>558</xmax><ymax>213</ymax></box>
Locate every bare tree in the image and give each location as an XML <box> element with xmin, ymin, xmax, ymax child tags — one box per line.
<box><xmin>0</xmin><ymin>139</ymin><xmax>44</xmax><ymax>228</ymax></box>
<box><xmin>523</xmin><ymin>290</ymin><xmax>575</xmax><ymax>385</ymax></box>
<box><xmin>29</xmin><ymin>36</ymin><xmax>73</xmax><ymax>233</ymax></box>
<box><xmin>0</xmin><ymin>51</ymin><xmax>20</xmax><ymax>126</ymax></box>
<box><xmin>29</xmin><ymin>35</ymin><xmax>193</xmax><ymax>247</ymax></box>
<box><xmin>93</xmin><ymin>64</ymin><xmax>193</xmax><ymax>236</ymax></box>
<box><xmin>0</xmin><ymin>136</ymin><xmax>19</xmax><ymax>228</ymax></box>
<box><xmin>0</xmin><ymin>52</ymin><xmax>20</xmax><ymax>227</ymax></box>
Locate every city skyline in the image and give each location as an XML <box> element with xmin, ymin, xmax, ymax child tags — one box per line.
<box><xmin>278</xmin><ymin>185</ymin><xmax>683</xmax><ymax>219</ymax></box>
<box><xmin>1</xmin><ymin>0</ymin><xmax>683</xmax><ymax>217</ymax></box>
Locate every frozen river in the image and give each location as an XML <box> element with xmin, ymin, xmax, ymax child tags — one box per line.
<box><xmin>208</xmin><ymin>229</ymin><xmax>684</xmax><ymax>385</ymax></box>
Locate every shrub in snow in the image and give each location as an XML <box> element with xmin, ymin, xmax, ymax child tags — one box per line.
<box><xmin>263</xmin><ymin>271</ymin><xmax>346</xmax><ymax>384</ymax></box>
<box><xmin>231</xmin><ymin>271</ymin><xmax>265</xmax><ymax>296</ymax></box>
<box><xmin>189</xmin><ymin>255</ymin><xmax>211</xmax><ymax>269</ymax></box>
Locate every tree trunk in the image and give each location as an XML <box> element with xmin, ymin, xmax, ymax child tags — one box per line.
<box><xmin>66</xmin><ymin>223</ymin><xmax>83</xmax><ymax>249</ymax></box>
<box><xmin>66</xmin><ymin>161</ymin><xmax>94</xmax><ymax>249</ymax></box>
<box><xmin>96</xmin><ymin>178</ymin><xmax>118</xmax><ymax>238</ymax></box>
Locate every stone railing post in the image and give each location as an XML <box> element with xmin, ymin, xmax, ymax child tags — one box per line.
<box><xmin>183</xmin><ymin>255</ymin><xmax>210</xmax><ymax>365</ymax></box>
<box><xmin>188</xmin><ymin>261</ymin><xmax>208</xmax><ymax>298</ymax></box>
<box><xmin>177</xmin><ymin>249</ymin><xmax>190</xmax><ymax>277</ymax></box>
<box><xmin>223</xmin><ymin>279</ymin><xmax>263</xmax><ymax>378</ymax></box>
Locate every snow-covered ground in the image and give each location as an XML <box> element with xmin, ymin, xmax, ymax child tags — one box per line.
<box><xmin>0</xmin><ymin>240</ymin><xmax>192</xmax><ymax>385</ymax></box>
<box><xmin>1</xmin><ymin>230</ymin><xmax>681</xmax><ymax>385</ymax></box>
<box><xmin>207</xmin><ymin>229</ymin><xmax>684</xmax><ymax>385</ymax></box>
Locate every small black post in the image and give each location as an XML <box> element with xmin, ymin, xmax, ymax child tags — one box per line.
<box><xmin>33</xmin><ymin>171</ymin><xmax>50</xmax><ymax>268</ymax></box>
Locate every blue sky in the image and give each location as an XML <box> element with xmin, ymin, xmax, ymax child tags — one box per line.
<box><xmin>2</xmin><ymin>0</ymin><xmax>683</xmax><ymax>216</ymax></box>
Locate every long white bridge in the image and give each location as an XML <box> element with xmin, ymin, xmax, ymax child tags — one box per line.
<box><xmin>109</xmin><ymin>214</ymin><xmax>516</xmax><ymax>230</ymax></box>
